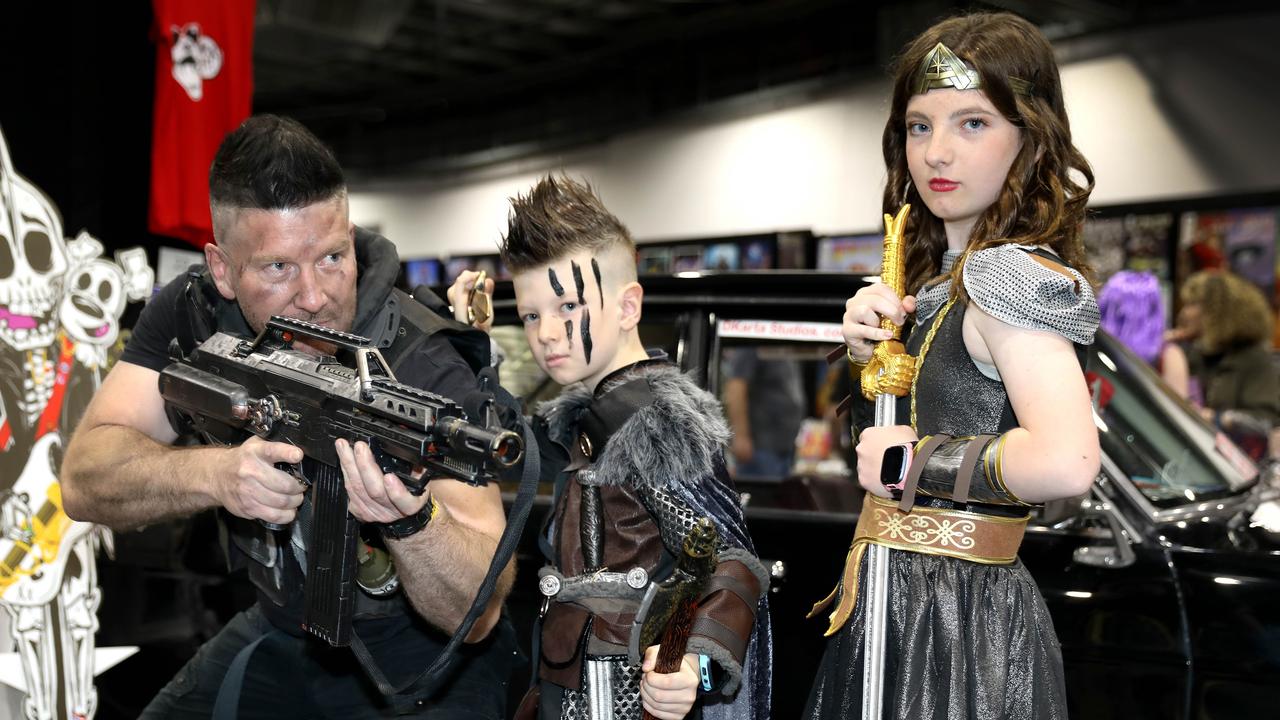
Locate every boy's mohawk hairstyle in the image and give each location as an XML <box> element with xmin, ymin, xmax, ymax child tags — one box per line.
<box><xmin>500</xmin><ymin>174</ymin><xmax>633</xmax><ymax>272</ymax></box>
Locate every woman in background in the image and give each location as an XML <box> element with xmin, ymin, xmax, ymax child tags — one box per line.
<box><xmin>1097</xmin><ymin>269</ymin><xmax>1192</xmax><ymax>400</ymax></box>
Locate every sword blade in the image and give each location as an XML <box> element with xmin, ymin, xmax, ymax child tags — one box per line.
<box><xmin>862</xmin><ymin>391</ymin><xmax>897</xmax><ymax>720</ymax></box>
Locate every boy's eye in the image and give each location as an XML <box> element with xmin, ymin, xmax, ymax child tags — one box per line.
<box><xmin>520</xmin><ymin>313</ymin><xmax>539</xmax><ymax>324</ymax></box>
<box><xmin>560</xmin><ymin>302</ymin><xmax>578</xmax><ymax>314</ymax></box>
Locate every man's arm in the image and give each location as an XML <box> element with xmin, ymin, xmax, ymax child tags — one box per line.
<box><xmin>722</xmin><ymin>378</ymin><xmax>753</xmax><ymax>465</ymax></box>
<box><xmin>337</xmin><ymin>438</ymin><xmax>514</xmax><ymax>642</ymax></box>
<box><xmin>62</xmin><ymin>361</ymin><xmax>306</xmax><ymax>530</ymax></box>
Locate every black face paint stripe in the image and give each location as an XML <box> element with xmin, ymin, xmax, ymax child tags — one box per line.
<box><xmin>565</xmin><ymin>320</ymin><xmax>573</xmax><ymax>350</ymax></box>
<box><xmin>591</xmin><ymin>258</ymin><xmax>603</xmax><ymax>309</ymax></box>
<box><xmin>548</xmin><ymin>268</ymin><xmax>565</xmax><ymax>296</ymax></box>
<box><xmin>581</xmin><ymin>308</ymin><xmax>593</xmax><ymax>365</ymax></box>
<box><xmin>571</xmin><ymin>260</ymin><xmax>586</xmax><ymax>305</ymax></box>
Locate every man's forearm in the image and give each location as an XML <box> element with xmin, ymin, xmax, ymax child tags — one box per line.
<box><xmin>388</xmin><ymin>506</ymin><xmax>514</xmax><ymax>640</ymax></box>
<box><xmin>62</xmin><ymin>424</ymin><xmax>222</xmax><ymax>529</ymax></box>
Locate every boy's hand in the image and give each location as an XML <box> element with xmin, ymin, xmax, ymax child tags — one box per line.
<box><xmin>446</xmin><ymin>270</ymin><xmax>495</xmax><ymax>332</ymax></box>
<box><xmin>640</xmin><ymin>646</ymin><xmax>699</xmax><ymax>720</ymax></box>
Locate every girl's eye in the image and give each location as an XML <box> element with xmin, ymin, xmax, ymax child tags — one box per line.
<box><xmin>963</xmin><ymin>118</ymin><xmax>987</xmax><ymax>131</ymax></box>
<box><xmin>907</xmin><ymin>122</ymin><xmax>929</xmax><ymax>135</ymax></box>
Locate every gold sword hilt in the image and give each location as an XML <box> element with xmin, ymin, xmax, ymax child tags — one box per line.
<box><xmin>860</xmin><ymin>205</ymin><xmax>917</xmax><ymax>401</ymax></box>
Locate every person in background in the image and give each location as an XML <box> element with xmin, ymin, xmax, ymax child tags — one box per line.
<box><xmin>1176</xmin><ymin>269</ymin><xmax>1280</xmax><ymax>461</ymax></box>
<box><xmin>722</xmin><ymin>347</ymin><xmax>806</xmax><ymax>478</ymax></box>
<box><xmin>1097</xmin><ymin>270</ymin><xmax>1192</xmax><ymax>400</ymax></box>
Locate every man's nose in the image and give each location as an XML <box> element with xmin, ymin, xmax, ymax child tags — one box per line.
<box><xmin>293</xmin><ymin>268</ymin><xmax>326</xmax><ymax>315</ymax></box>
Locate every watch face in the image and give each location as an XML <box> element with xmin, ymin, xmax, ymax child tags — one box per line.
<box><xmin>881</xmin><ymin>444</ymin><xmax>909</xmax><ymax>491</ymax></box>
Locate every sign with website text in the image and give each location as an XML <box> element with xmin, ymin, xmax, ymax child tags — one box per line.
<box><xmin>717</xmin><ymin>319</ymin><xmax>844</xmax><ymax>343</ymax></box>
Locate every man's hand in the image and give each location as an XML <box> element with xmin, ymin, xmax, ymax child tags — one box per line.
<box><xmin>335</xmin><ymin>438</ymin><xmax>431</xmax><ymax>522</ymax></box>
<box><xmin>446</xmin><ymin>270</ymin><xmax>495</xmax><ymax>332</ymax></box>
<box><xmin>216</xmin><ymin>436</ymin><xmax>307</xmax><ymax>525</ymax></box>
<box><xmin>640</xmin><ymin>646</ymin><xmax>699</xmax><ymax>720</ymax></box>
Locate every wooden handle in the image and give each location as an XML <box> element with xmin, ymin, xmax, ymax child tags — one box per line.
<box><xmin>642</xmin><ymin>599</ymin><xmax>697</xmax><ymax>720</ymax></box>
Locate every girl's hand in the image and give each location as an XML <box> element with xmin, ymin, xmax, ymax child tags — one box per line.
<box><xmin>842</xmin><ymin>284</ymin><xmax>916</xmax><ymax>364</ymax></box>
<box><xmin>855</xmin><ymin>425</ymin><xmax>919</xmax><ymax>496</ymax></box>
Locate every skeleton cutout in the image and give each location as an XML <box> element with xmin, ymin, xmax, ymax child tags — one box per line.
<box><xmin>59</xmin><ymin>236</ymin><xmax>152</xmax><ymax>371</ymax></box>
<box><xmin>0</xmin><ymin>131</ymin><xmax>67</xmax><ymax>353</ymax></box>
<box><xmin>0</xmin><ymin>123</ymin><xmax>149</xmax><ymax>719</ymax></box>
<box><xmin>170</xmin><ymin>23</ymin><xmax>223</xmax><ymax>102</ymax></box>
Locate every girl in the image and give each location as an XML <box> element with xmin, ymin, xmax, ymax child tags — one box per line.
<box><xmin>807</xmin><ymin>12</ymin><xmax>1100</xmax><ymax>720</ymax></box>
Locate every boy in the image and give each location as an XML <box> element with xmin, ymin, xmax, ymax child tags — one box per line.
<box><xmin>450</xmin><ymin>175</ymin><xmax>771</xmax><ymax>720</ymax></box>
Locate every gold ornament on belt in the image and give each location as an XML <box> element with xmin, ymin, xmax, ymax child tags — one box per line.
<box><xmin>859</xmin><ymin>205</ymin><xmax>917</xmax><ymax>401</ymax></box>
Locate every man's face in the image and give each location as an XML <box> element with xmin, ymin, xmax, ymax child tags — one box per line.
<box><xmin>207</xmin><ymin>195</ymin><xmax>357</xmax><ymax>347</ymax></box>
<box><xmin>513</xmin><ymin>251</ymin><xmax>622</xmax><ymax>389</ymax></box>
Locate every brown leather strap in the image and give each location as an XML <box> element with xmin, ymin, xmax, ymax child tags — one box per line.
<box><xmin>689</xmin><ymin>616</ymin><xmax>748</xmax><ymax>661</ymax></box>
<box><xmin>953</xmin><ymin>434</ymin><xmax>996</xmax><ymax>504</ymax></box>
<box><xmin>901</xmin><ymin>434</ymin><xmax>950</xmax><ymax>512</ymax></box>
<box><xmin>700</xmin><ymin>573</ymin><xmax>759</xmax><ymax>615</ymax></box>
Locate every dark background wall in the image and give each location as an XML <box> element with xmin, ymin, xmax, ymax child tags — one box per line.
<box><xmin>0</xmin><ymin>4</ymin><xmax>172</xmax><ymax>263</ymax></box>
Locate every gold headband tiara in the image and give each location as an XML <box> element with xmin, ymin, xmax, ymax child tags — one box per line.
<box><xmin>912</xmin><ymin>42</ymin><xmax>1033</xmax><ymax>97</ymax></box>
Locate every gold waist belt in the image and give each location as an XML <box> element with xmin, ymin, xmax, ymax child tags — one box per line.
<box><xmin>808</xmin><ymin>493</ymin><xmax>1029</xmax><ymax>636</ymax></box>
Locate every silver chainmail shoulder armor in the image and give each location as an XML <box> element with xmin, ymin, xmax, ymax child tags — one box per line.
<box><xmin>915</xmin><ymin>249</ymin><xmax>963</xmax><ymax>321</ymax></box>
<box><xmin>636</xmin><ymin>482</ymin><xmax>732</xmax><ymax>557</ymax></box>
<box><xmin>915</xmin><ymin>244</ymin><xmax>1099</xmax><ymax>346</ymax></box>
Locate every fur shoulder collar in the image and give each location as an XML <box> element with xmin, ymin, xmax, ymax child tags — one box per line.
<box><xmin>535</xmin><ymin>363</ymin><xmax>730</xmax><ymax>489</ymax></box>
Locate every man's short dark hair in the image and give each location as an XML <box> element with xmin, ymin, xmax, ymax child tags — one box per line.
<box><xmin>500</xmin><ymin>174</ymin><xmax>633</xmax><ymax>272</ymax></box>
<box><xmin>209</xmin><ymin>114</ymin><xmax>345</xmax><ymax>212</ymax></box>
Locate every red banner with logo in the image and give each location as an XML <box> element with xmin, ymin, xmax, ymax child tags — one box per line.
<box><xmin>149</xmin><ymin>0</ymin><xmax>254</xmax><ymax>248</ymax></box>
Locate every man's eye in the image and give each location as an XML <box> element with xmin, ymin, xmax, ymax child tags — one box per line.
<box><xmin>267</xmin><ymin>262</ymin><xmax>287</xmax><ymax>273</ymax></box>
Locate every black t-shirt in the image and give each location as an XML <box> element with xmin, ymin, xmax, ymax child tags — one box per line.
<box><xmin>122</xmin><ymin>271</ymin><xmax>482</xmax><ymax>655</ymax></box>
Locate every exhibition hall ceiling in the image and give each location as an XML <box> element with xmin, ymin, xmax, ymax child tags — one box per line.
<box><xmin>250</xmin><ymin>0</ymin><xmax>1270</xmax><ymax>178</ymax></box>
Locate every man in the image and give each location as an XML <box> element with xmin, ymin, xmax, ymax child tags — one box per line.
<box><xmin>61</xmin><ymin>115</ymin><xmax>516</xmax><ymax>718</ymax></box>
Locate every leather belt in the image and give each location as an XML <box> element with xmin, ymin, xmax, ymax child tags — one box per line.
<box><xmin>809</xmin><ymin>493</ymin><xmax>1029</xmax><ymax>635</ymax></box>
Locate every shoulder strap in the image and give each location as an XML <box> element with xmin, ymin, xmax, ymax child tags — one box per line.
<box><xmin>383</xmin><ymin>286</ymin><xmax>491</xmax><ymax>375</ymax></box>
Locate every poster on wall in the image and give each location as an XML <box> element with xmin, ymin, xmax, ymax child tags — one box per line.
<box><xmin>0</xmin><ymin>125</ymin><xmax>154</xmax><ymax>720</ymax></box>
<box><xmin>636</xmin><ymin>245</ymin><xmax>671</xmax><ymax>275</ymax></box>
<box><xmin>1178</xmin><ymin>208</ymin><xmax>1278</xmax><ymax>299</ymax></box>
<box><xmin>817</xmin><ymin>234</ymin><xmax>882</xmax><ymax>274</ymax></box>
<box><xmin>1082</xmin><ymin>212</ymin><xmax>1175</xmax><ymax>286</ymax></box>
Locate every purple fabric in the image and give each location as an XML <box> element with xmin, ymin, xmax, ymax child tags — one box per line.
<box><xmin>1098</xmin><ymin>270</ymin><xmax>1165</xmax><ymax>364</ymax></box>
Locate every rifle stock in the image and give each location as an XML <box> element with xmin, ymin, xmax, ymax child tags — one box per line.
<box><xmin>158</xmin><ymin>315</ymin><xmax>523</xmax><ymax>646</ymax></box>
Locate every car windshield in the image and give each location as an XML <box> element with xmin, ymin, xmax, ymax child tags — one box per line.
<box><xmin>1088</xmin><ymin>331</ymin><xmax>1257</xmax><ymax>508</ymax></box>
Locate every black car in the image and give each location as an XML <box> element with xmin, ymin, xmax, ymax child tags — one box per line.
<box><xmin>492</xmin><ymin>271</ymin><xmax>1280</xmax><ymax>719</ymax></box>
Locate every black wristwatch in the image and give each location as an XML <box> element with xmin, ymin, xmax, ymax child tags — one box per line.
<box><xmin>380</xmin><ymin>496</ymin><xmax>438</xmax><ymax>541</ymax></box>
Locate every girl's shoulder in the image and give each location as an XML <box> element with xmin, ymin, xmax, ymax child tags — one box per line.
<box><xmin>962</xmin><ymin>243</ymin><xmax>1100</xmax><ymax>345</ymax></box>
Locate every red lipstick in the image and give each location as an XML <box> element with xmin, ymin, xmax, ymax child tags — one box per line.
<box><xmin>928</xmin><ymin>178</ymin><xmax>959</xmax><ymax>192</ymax></box>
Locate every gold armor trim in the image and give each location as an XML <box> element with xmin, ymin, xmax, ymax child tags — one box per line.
<box><xmin>912</xmin><ymin>42</ymin><xmax>1033</xmax><ymax>97</ymax></box>
<box><xmin>809</xmin><ymin>493</ymin><xmax>1028</xmax><ymax>635</ymax></box>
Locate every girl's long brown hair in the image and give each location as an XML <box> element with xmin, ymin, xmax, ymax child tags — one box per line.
<box><xmin>882</xmin><ymin>12</ymin><xmax>1095</xmax><ymax>300</ymax></box>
